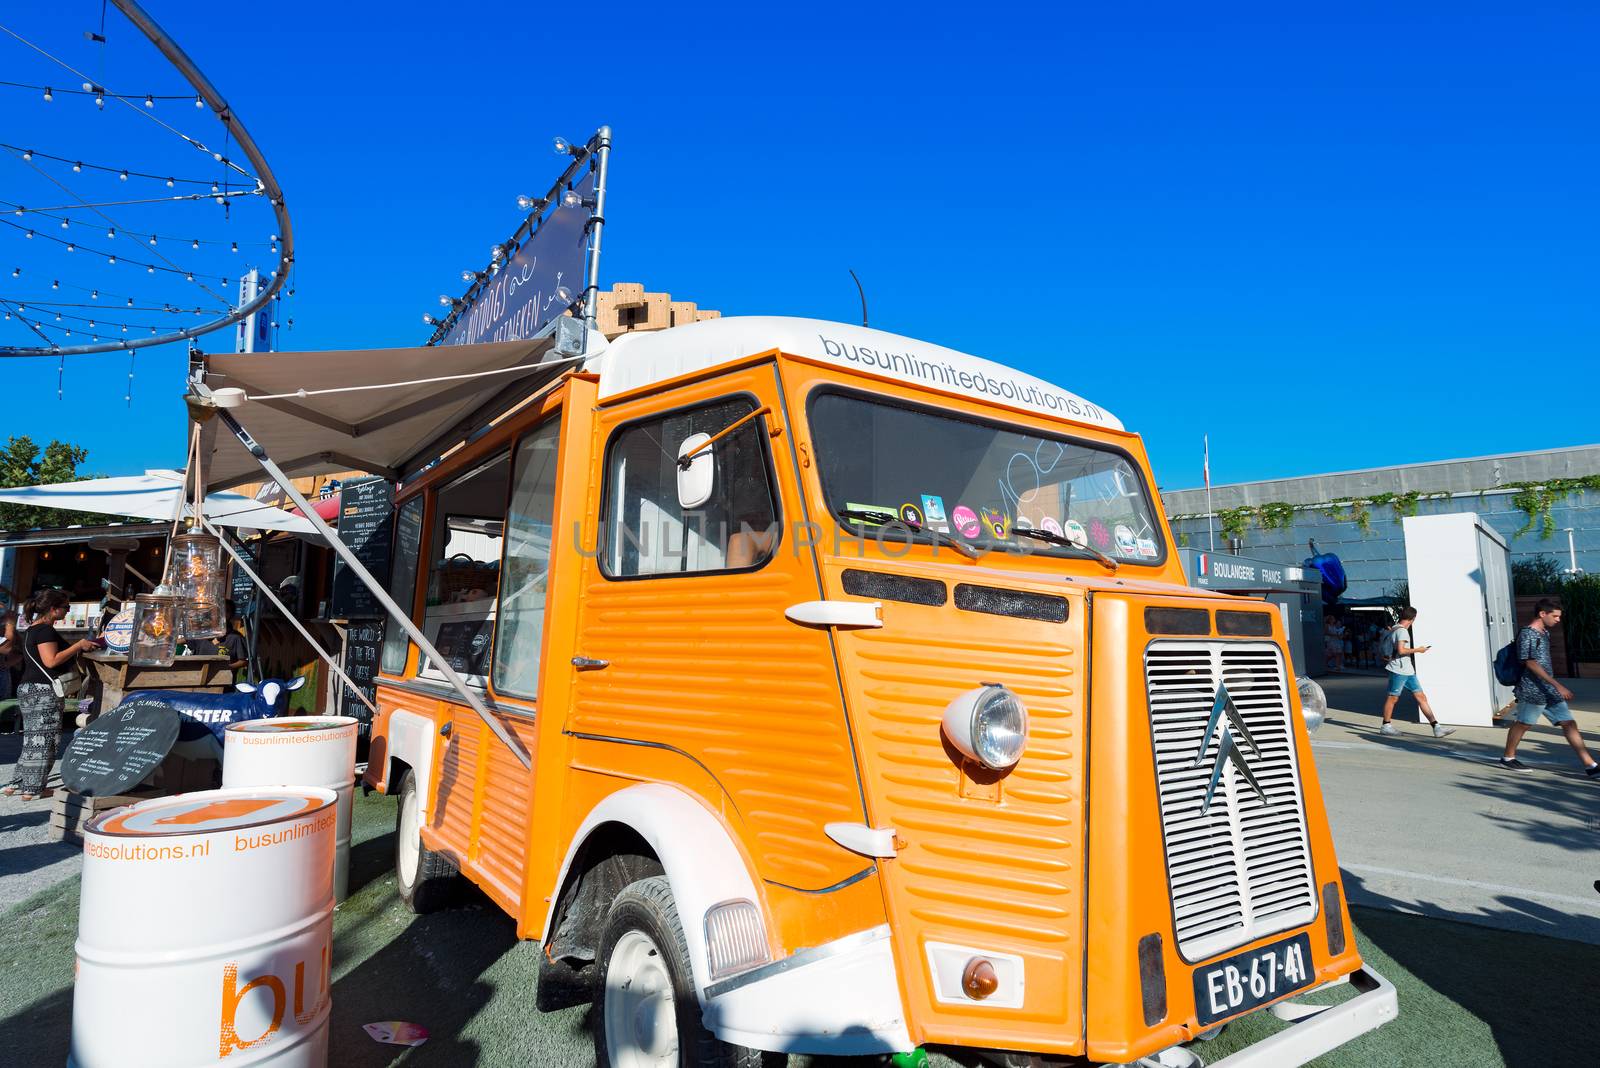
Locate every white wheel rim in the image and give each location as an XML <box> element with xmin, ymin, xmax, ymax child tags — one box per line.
<box><xmin>604</xmin><ymin>928</ymin><xmax>678</xmax><ymax>1068</ymax></box>
<box><xmin>397</xmin><ymin>786</ymin><xmax>421</xmax><ymax>887</ymax></box>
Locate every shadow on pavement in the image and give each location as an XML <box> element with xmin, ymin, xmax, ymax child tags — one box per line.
<box><xmin>329</xmin><ymin>886</ymin><xmax>516</xmax><ymax>1067</ymax></box>
<box><xmin>1346</xmin><ymin>899</ymin><xmax>1600</xmax><ymax>1068</ymax></box>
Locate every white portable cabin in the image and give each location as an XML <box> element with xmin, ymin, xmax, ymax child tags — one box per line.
<box><xmin>1402</xmin><ymin>512</ymin><xmax>1515</xmax><ymax>726</ymax></box>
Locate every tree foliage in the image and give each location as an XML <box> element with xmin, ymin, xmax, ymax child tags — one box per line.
<box><xmin>0</xmin><ymin>436</ymin><xmax>107</xmax><ymax>531</ymax></box>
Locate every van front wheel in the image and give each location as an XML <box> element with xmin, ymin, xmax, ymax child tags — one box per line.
<box><xmin>594</xmin><ymin>875</ymin><xmax>766</xmax><ymax>1068</ymax></box>
<box><xmin>394</xmin><ymin>770</ymin><xmax>459</xmax><ymax>913</ymax></box>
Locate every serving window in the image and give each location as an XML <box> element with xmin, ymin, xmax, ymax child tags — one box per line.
<box><xmin>418</xmin><ymin>451</ymin><xmax>510</xmax><ymax>688</ymax></box>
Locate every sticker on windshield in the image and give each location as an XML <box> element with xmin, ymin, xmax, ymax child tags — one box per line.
<box><xmin>1114</xmin><ymin>524</ymin><xmax>1137</xmax><ymax>555</ymax></box>
<box><xmin>899</xmin><ymin>503</ymin><xmax>925</xmax><ymax>528</ymax></box>
<box><xmin>1137</xmin><ymin>537</ymin><xmax>1157</xmax><ymax>558</ymax></box>
<box><xmin>1057</xmin><ymin>518</ymin><xmax>1079</xmax><ymax>543</ymax></box>
<box><xmin>980</xmin><ymin>507</ymin><xmax>1009</xmax><ymax>539</ymax></box>
<box><xmin>920</xmin><ymin>494</ymin><xmax>948</xmax><ymax>526</ymax></box>
<box><xmin>1086</xmin><ymin>519</ymin><xmax>1110</xmax><ymax>550</ymax></box>
<box><xmin>1012</xmin><ymin>515</ymin><xmax>1033</xmax><ymax>531</ymax></box>
<box><xmin>952</xmin><ymin>506</ymin><xmax>981</xmax><ymax>539</ymax></box>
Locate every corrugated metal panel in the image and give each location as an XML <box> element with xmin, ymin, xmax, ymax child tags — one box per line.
<box><xmin>829</xmin><ymin>588</ymin><xmax>1087</xmax><ymax>1037</ymax></box>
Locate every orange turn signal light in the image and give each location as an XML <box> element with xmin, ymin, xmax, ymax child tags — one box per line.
<box><xmin>962</xmin><ymin>957</ymin><xmax>999</xmax><ymax>1000</ymax></box>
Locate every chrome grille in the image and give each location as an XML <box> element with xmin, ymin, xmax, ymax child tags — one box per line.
<box><xmin>1145</xmin><ymin>640</ymin><xmax>1317</xmax><ymax>961</ymax></box>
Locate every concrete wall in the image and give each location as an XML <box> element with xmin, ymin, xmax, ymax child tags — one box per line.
<box><xmin>1166</xmin><ymin>488</ymin><xmax>1598</xmax><ymax>600</ymax></box>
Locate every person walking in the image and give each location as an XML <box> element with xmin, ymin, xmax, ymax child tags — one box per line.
<box><xmin>1379</xmin><ymin>607</ymin><xmax>1456</xmax><ymax>738</ymax></box>
<box><xmin>1500</xmin><ymin>599</ymin><xmax>1600</xmax><ymax>777</ymax></box>
<box><xmin>5</xmin><ymin>590</ymin><xmax>103</xmax><ymax>800</ymax></box>
<box><xmin>1323</xmin><ymin>615</ymin><xmax>1346</xmax><ymax>672</ymax></box>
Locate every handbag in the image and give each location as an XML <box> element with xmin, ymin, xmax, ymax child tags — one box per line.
<box><xmin>24</xmin><ymin>630</ymin><xmax>85</xmax><ymax>700</ymax></box>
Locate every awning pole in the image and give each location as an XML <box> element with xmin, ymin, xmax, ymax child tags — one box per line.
<box><xmin>210</xmin><ymin>407</ymin><xmax>531</xmax><ymax>768</ymax></box>
<box><xmin>202</xmin><ymin>519</ymin><xmax>376</xmax><ymax>715</ymax></box>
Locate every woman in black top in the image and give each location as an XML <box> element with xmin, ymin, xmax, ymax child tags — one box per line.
<box><xmin>7</xmin><ymin>589</ymin><xmax>101</xmax><ymax>799</ymax></box>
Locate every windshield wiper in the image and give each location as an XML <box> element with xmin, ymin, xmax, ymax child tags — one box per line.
<box><xmin>834</xmin><ymin>507</ymin><xmax>981</xmax><ymax>560</ymax></box>
<box><xmin>1012</xmin><ymin>526</ymin><xmax>1119</xmax><ymax>572</ymax></box>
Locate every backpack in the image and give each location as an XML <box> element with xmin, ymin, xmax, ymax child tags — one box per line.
<box><xmin>1377</xmin><ymin>628</ymin><xmax>1399</xmax><ymax>664</ymax></box>
<box><xmin>1493</xmin><ymin>641</ymin><xmax>1523</xmax><ymax>687</ymax></box>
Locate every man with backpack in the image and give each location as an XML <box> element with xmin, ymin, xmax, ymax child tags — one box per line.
<box><xmin>1379</xmin><ymin>607</ymin><xmax>1456</xmax><ymax>738</ymax></box>
<box><xmin>1500</xmin><ymin>599</ymin><xmax>1600</xmax><ymax>777</ymax></box>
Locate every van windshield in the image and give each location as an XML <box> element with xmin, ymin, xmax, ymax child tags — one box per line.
<box><xmin>807</xmin><ymin>391</ymin><xmax>1166</xmax><ymax>564</ymax></box>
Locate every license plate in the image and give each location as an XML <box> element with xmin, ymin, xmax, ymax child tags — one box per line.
<box><xmin>1192</xmin><ymin>932</ymin><xmax>1314</xmax><ymax>1026</ymax></box>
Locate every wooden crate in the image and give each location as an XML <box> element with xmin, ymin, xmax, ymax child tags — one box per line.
<box><xmin>50</xmin><ymin>789</ymin><xmax>152</xmax><ymax>844</ymax></box>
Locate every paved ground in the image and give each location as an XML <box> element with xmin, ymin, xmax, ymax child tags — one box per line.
<box><xmin>1311</xmin><ymin>673</ymin><xmax>1600</xmax><ymax>945</ymax></box>
<box><xmin>0</xmin><ymin>732</ymin><xmax>80</xmax><ymax>911</ymax></box>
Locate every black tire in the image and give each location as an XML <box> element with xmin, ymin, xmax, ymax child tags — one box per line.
<box><xmin>394</xmin><ymin>769</ymin><xmax>460</xmax><ymax>913</ymax></box>
<box><xmin>594</xmin><ymin>875</ymin><xmax>768</xmax><ymax>1068</ymax></box>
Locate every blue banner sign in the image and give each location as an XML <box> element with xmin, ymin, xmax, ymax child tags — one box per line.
<box><xmin>440</xmin><ymin>170</ymin><xmax>593</xmax><ymax>347</ymax></box>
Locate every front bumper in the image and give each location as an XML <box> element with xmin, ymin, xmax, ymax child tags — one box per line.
<box><xmin>1201</xmin><ymin>965</ymin><xmax>1397</xmax><ymax>1068</ymax></box>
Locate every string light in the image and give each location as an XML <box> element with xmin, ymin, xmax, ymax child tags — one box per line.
<box><xmin>144</xmin><ymin>95</ymin><xmax>153</xmax><ymax>108</ymax></box>
<box><xmin>2</xmin><ymin>143</ymin><xmax>242</xmax><ymax>187</ymax></box>
<box><xmin>42</xmin><ymin>87</ymin><xmax>52</xmax><ymax>102</ymax></box>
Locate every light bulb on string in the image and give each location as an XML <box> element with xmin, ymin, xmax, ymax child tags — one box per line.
<box><xmin>230</xmin><ymin>241</ymin><xmax>237</xmax><ymax>252</ymax></box>
<box><xmin>60</xmin><ymin>218</ymin><xmax>69</xmax><ymax>229</ymax></box>
<box><xmin>25</xmin><ymin>230</ymin><xmax>33</xmax><ymax>239</ymax></box>
<box><xmin>66</xmin><ymin>243</ymin><xmax>75</xmax><ymax>252</ymax></box>
<box><xmin>144</xmin><ymin>95</ymin><xmax>154</xmax><ymax>108</ymax></box>
<box><xmin>51</xmin><ymin>279</ymin><xmax>58</xmax><ymax>289</ymax></box>
<box><xmin>186</xmin><ymin>272</ymin><xmax>193</xmax><ymax>281</ymax></box>
<box><xmin>191</xmin><ymin>239</ymin><xmax>199</xmax><ymax>249</ymax></box>
<box><xmin>72</xmin><ymin>162</ymin><xmax>82</xmax><ymax>173</ymax></box>
<box><xmin>21</xmin><ymin>150</ymin><xmax>31</xmax><ymax>161</ymax></box>
<box><xmin>148</xmin><ymin>236</ymin><xmax>157</xmax><ymax>246</ymax></box>
<box><xmin>94</xmin><ymin>93</ymin><xmax>104</xmax><ymax>108</ymax></box>
<box><xmin>10</xmin><ymin>267</ymin><xmax>19</xmax><ymax>277</ymax></box>
<box><xmin>42</xmin><ymin>87</ymin><xmax>52</xmax><ymax>102</ymax></box>
<box><xmin>194</xmin><ymin>95</ymin><xmax>204</xmax><ymax>109</ymax></box>
<box><xmin>166</xmin><ymin>178</ymin><xmax>175</xmax><ymax>188</ymax></box>
<box><xmin>119</xmin><ymin>170</ymin><xmax>129</xmax><ymax>181</ymax></box>
<box><xmin>107</xmin><ymin>227</ymin><xmax>115</xmax><ymax>238</ymax></box>
<box><xmin>146</xmin><ymin>266</ymin><xmax>154</xmax><ymax>274</ymax></box>
<box><xmin>211</xmin><ymin>182</ymin><xmax>219</xmax><ymax>194</ymax></box>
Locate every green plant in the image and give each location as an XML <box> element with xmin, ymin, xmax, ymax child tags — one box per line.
<box><xmin>1387</xmin><ymin>580</ymin><xmax>1410</xmax><ymax>606</ymax></box>
<box><xmin>1508</xmin><ymin>475</ymin><xmax>1600</xmax><ymax>538</ymax></box>
<box><xmin>1510</xmin><ymin>555</ymin><xmax>1565</xmax><ymax>595</ymax></box>
<box><xmin>1257</xmin><ymin>502</ymin><xmax>1296</xmax><ymax>530</ymax></box>
<box><xmin>0</xmin><ymin>436</ymin><xmax>108</xmax><ymax>531</ymax></box>
<box><xmin>1560</xmin><ymin>574</ymin><xmax>1600</xmax><ymax>664</ymax></box>
<box><xmin>1218</xmin><ymin>506</ymin><xmax>1253</xmax><ymax>542</ymax></box>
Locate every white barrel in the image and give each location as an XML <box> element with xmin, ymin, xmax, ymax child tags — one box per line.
<box><xmin>223</xmin><ymin>717</ymin><xmax>358</xmax><ymax>902</ymax></box>
<box><xmin>72</xmin><ymin>787</ymin><xmax>337</xmax><ymax>1068</ymax></box>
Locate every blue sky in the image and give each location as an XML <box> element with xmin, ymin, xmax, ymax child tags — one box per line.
<box><xmin>2</xmin><ymin>2</ymin><xmax>1596</xmax><ymax>493</ymax></box>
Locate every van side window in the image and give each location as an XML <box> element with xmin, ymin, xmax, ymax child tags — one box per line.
<box><xmin>601</xmin><ymin>396</ymin><xmax>780</xmax><ymax>578</ymax></box>
<box><xmin>417</xmin><ymin>451</ymin><xmax>510</xmax><ymax>688</ymax></box>
<box><xmin>380</xmin><ymin>495</ymin><xmax>425</xmax><ymax>675</ymax></box>
<box><xmin>491</xmin><ymin>420</ymin><xmax>561</xmax><ymax>699</ymax></box>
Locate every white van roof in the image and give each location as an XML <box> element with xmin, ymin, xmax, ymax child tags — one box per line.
<box><xmin>589</xmin><ymin>316</ymin><xmax>1123</xmax><ymax>431</ymax></box>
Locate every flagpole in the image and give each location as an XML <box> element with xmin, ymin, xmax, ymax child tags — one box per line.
<box><xmin>1205</xmin><ymin>434</ymin><xmax>1215</xmax><ymax>552</ymax></box>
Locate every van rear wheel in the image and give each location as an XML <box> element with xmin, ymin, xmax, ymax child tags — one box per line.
<box><xmin>594</xmin><ymin>875</ymin><xmax>767</xmax><ymax>1068</ymax></box>
<box><xmin>394</xmin><ymin>770</ymin><xmax>459</xmax><ymax>913</ymax></box>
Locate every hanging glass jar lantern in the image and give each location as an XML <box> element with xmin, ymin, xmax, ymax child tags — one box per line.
<box><xmin>168</xmin><ymin>529</ymin><xmax>226</xmax><ymax>640</ymax></box>
<box><xmin>130</xmin><ymin>589</ymin><xmax>180</xmax><ymax>667</ymax></box>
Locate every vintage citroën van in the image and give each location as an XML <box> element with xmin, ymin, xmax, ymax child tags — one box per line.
<box><xmin>362</xmin><ymin>316</ymin><xmax>1396</xmax><ymax>1066</ymax></box>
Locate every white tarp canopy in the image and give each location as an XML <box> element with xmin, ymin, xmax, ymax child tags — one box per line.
<box><xmin>0</xmin><ymin>470</ymin><xmax>317</xmax><ymax>534</ymax></box>
<box><xmin>201</xmin><ymin>336</ymin><xmax>567</xmax><ymax>490</ymax></box>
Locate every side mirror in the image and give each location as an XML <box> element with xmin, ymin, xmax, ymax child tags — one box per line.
<box><xmin>1295</xmin><ymin>675</ymin><xmax>1327</xmax><ymax>733</ymax></box>
<box><xmin>677</xmin><ymin>433</ymin><xmax>713</xmax><ymax>510</ymax></box>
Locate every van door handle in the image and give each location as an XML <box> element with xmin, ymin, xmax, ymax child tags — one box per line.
<box><xmin>572</xmin><ymin>656</ymin><xmax>610</xmax><ymax>671</ymax></box>
<box><xmin>439</xmin><ymin>721</ymin><xmax>452</xmax><ymax>738</ymax></box>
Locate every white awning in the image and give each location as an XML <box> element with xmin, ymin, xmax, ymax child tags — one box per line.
<box><xmin>0</xmin><ymin>470</ymin><xmax>317</xmax><ymax>533</ymax></box>
<box><xmin>201</xmin><ymin>336</ymin><xmax>570</xmax><ymax>489</ymax></box>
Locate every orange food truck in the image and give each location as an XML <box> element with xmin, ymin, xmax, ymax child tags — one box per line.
<box><xmin>349</xmin><ymin>317</ymin><xmax>1396</xmax><ymax>1066</ymax></box>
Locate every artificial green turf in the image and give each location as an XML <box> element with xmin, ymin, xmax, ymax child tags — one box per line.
<box><xmin>3</xmin><ymin>791</ymin><xmax>1594</xmax><ymax>1066</ymax></box>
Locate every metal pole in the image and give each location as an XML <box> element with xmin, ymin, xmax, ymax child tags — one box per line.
<box><xmin>203</xmin><ymin>519</ymin><xmax>376</xmax><ymax>715</ymax></box>
<box><xmin>581</xmin><ymin>126</ymin><xmax>613</xmax><ymax>328</ymax></box>
<box><xmin>211</xmin><ymin>407</ymin><xmax>531</xmax><ymax>767</ymax></box>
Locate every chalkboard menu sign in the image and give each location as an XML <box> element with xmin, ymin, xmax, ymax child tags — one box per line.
<box><xmin>229</xmin><ymin>544</ymin><xmax>257</xmax><ymax>613</ymax></box>
<box><xmin>61</xmin><ymin>698</ymin><xmax>181</xmax><ymax>797</ymax></box>
<box><xmin>431</xmin><ymin>618</ymin><xmax>494</xmax><ymax>677</ymax></box>
<box><xmin>331</xmin><ymin>477</ymin><xmax>394</xmax><ymax>619</ymax></box>
<box><xmin>341</xmin><ymin>619</ymin><xmax>383</xmax><ymax>721</ymax></box>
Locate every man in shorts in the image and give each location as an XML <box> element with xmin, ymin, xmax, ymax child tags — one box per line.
<box><xmin>1380</xmin><ymin>607</ymin><xmax>1455</xmax><ymax>738</ymax></box>
<box><xmin>1501</xmin><ymin>599</ymin><xmax>1600</xmax><ymax>777</ymax></box>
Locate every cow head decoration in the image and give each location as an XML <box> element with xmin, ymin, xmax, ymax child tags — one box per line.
<box><xmin>235</xmin><ymin>675</ymin><xmax>307</xmax><ymax>715</ymax></box>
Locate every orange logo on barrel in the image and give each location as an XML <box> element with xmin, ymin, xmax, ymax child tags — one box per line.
<box><xmin>153</xmin><ymin>798</ymin><xmax>280</xmax><ymax>825</ymax></box>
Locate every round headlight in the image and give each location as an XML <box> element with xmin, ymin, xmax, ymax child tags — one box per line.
<box><xmin>943</xmin><ymin>685</ymin><xmax>1028</xmax><ymax>770</ymax></box>
<box><xmin>1295</xmin><ymin>675</ymin><xmax>1327</xmax><ymax>733</ymax></box>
